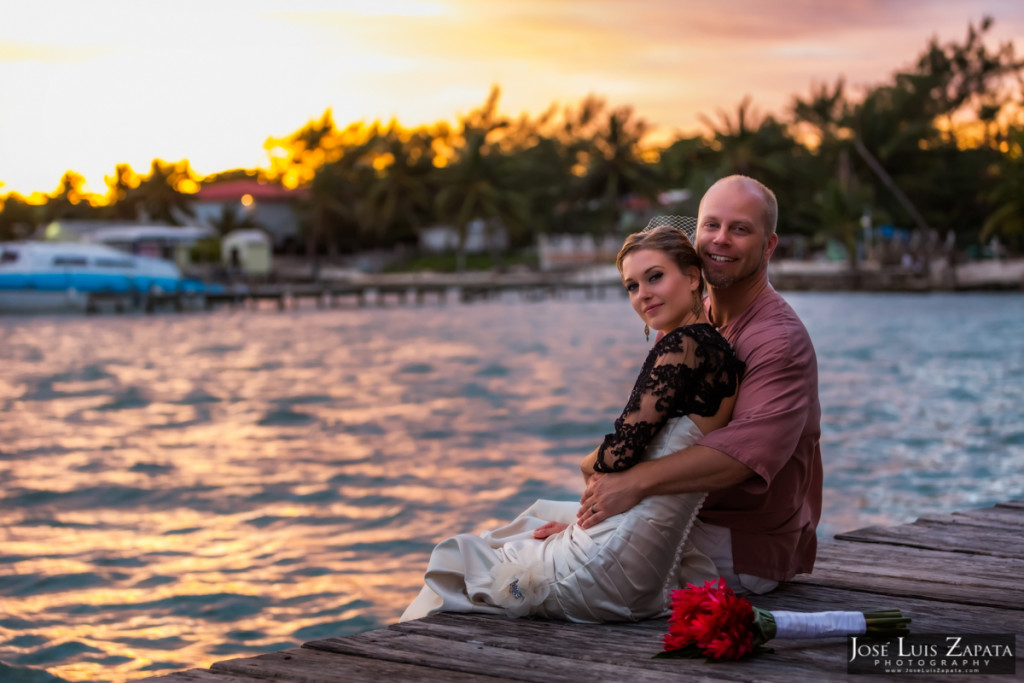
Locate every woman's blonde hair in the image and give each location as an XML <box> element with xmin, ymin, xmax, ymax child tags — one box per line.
<box><xmin>615</xmin><ymin>225</ymin><xmax>705</xmax><ymax>295</ymax></box>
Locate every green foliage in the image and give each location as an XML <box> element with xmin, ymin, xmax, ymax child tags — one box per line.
<box><xmin>208</xmin><ymin>204</ymin><xmax>260</xmax><ymax>237</ymax></box>
<box><xmin>982</xmin><ymin>128</ymin><xmax>1024</xmax><ymax>249</ymax></box>
<box><xmin>791</xmin><ymin>17</ymin><xmax>1023</xmax><ymax>248</ymax></box>
<box><xmin>431</xmin><ymin>86</ymin><xmax>531</xmax><ymax>270</ymax></box>
<box><xmin>132</xmin><ymin>160</ymin><xmax>197</xmax><ymax>224</ymax></box>
<box><xmin>190</xmin><ymin>237</ymin><xmax>222</xmax><ymax>263</ymax></box>
<box><xmin>3</xmin><ymin>18</ymin><xmax>1023</xmax><ymax>258</ymax></box>
<box><xmin>0</xmin><ymin>193</ymin><xmax>43</xmax><ymax>240</ymax></box>
<box><xmin>358</xmin><ymin>122</ymin><xmax>437</xmax><ymax>244</ymax></box>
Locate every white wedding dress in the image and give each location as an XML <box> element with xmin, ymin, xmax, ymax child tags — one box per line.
<box><xmin>401</xmin><ymin>416</ymin><xmax>710</xmax><ymax>623</ymax></box>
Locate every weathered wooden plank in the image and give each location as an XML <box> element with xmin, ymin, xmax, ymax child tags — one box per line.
<box><xmin>210</xmin><ymin>646</ymin><xmax>502</xmax><ymax>682</ymax></box>
<box><xmin>144</xmin><ymin>501</ymin><xmax>1024</xmax><ymax>682</ymax></box>
<box><xmin>391</xmin><ymin>613</ymin><xmax>872</xmax><ymax>680</ymax></box>
<box><xmin>837</xmin><ymin>502</ymin><xmax>1024</xmax><ymax>539</ymax></box>
<box><xmin>755</xmin><ymin>639</ymin><xmax>1021</xmax><ymax>683</ymax></box>
<box><xmin>383</xmin><ymin>588</ymin><xmax>1024</xmax><ymax>677</ymax></box>
<box><xmin>310</xmin><ymin>629</ymin><xmax>714</xmax><ymax>682</ymax></box>
<box><xmin>141</xmin><ymin>669</ymin><xmax>266</xmax><ymax>682</ymax></box>
<box><xmin>835</xmin><ymin>520</ymin><xmax>1024</xmax><ymax>557</ymax></box>
<box><xmin>907</xmin><ymin>511</ymin><xmax>1024</xmax><ymax>532</ymax></box>
<box><xmin>953</xmin><ymin>505</ymin><xmax>1024</xmax><ymax>524</ymax></box>
<box><xmin>814</xmin><ymin>538</ymin><xmax>1024</xmax><ymax>585</ymax></box>
<box><xmin>387</xmin><ymin>611</ymin><xmax>674</xmax><ymax>667</ymax></box>
<box><xmin>753</xmin><ymin>582</ymin><xmax>1024</xmax><ymax>632</ymax></box>
<box><xmin>388</xmin><ymin>611</ymin><xmax>665</xmax><ymax>654</ymax></box>
<box><xmin>315</xmin><ymin>620</ymin><xmax>858</xmax><ymax>682</ymax></box>
<box><xmin>794</xmin><ymin>542</ymin><xmax>1024</xmax><ymax>608</ymax></box>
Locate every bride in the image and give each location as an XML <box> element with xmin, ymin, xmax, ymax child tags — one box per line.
<box><xmin>402</xmin><ymin>222</ymin><xmax>744</xmax><ymax>623</ymax></box>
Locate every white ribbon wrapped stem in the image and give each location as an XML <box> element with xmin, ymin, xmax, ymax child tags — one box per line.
<box><xmin>772</xmin><ymin>611</ymin><xmax>867</xmax><ymax>639</ymax></box>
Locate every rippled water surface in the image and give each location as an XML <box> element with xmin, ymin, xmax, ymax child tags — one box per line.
<box><xmin>2</xmin><ymin>292</ymin><xmax>1022</xmax><ymax>681</ymax></box>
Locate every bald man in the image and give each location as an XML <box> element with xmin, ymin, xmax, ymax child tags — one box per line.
<box><xmin>578</xmin><ymin>175</ymin><xmax>822</xmax><ymax>594</ymax></box>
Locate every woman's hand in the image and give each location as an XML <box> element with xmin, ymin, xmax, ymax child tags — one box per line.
<box><xmin>532</xmin><ymin>521</ymin><xmax>569</xmax><ymax>539</ymax></box>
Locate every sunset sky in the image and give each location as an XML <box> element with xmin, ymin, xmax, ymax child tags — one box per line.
<box><xmin>2</xmin><ymin>0</ymin><xmax>1022</xmax><ymax>198</ymax></box>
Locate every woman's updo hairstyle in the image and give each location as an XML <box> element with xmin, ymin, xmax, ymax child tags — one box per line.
<box><xmin>615</xmin><ymin>220</ymin><xmax>704</xmax><ymax>296</ymax></box>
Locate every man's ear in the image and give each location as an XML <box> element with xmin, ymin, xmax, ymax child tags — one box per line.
<box><xmin>764</xmin><ymin>232</ymin><xmax>779</xmax><ymax>260</ymax></box>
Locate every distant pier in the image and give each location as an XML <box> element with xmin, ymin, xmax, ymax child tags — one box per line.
<box><xmin>202</xmin><ymin>278</ymin><xmax>624</xmax><ymax>312</ymax></box>
<box><xmin>202</xmin><ymin>264</ymin><xmax>1024</xmax><ymax>313</ymax></box>
<box><xmin>73</xmin><ymin>259</ymin><xmax>1024</xmax><ymax>316</ymax></box>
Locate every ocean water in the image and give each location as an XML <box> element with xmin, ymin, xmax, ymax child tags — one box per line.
<box><xmin>1</xmin><ymin>291</ymin><xmax>1022</xmax><ymax>682</ymax></box>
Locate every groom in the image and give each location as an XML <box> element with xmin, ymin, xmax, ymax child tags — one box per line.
<box><xmin>578</xmin><ymin>175</ymin><xmax>822</xmax><ymax>594</ymax></box>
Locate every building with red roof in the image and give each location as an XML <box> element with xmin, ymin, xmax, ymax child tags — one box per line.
<box><xmin>192</xmin><ymin>180</ymin><xmax>308</xmax><ymax>251</ymax></box>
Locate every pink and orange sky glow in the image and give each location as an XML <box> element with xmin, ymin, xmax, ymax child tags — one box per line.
<box><xmin>2</xmin><ymin>0</ymin><xmax>1022</xmax><ymax>198</ymax></box>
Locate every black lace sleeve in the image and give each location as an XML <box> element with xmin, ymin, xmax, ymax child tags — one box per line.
<box><xmin>594</xmin><ymin>324</ymin><xmax>745</xmax><ymax>473</ymax></box>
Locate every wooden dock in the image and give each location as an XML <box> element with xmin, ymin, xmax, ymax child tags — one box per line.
<box><xmin>202</xmin><ymin>279</ymin><xmax>623</xmax><ymax>311</ymax></box>
<box><xmin>147</xmin><ymin>501</ymin><xmax>1023</xmax><ymax>682</ymax></box>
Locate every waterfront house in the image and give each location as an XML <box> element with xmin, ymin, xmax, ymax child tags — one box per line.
<box><xmin>192</xmin><ymin>180</ymin><xmax>308</xmax><ymax>252</ymax></box>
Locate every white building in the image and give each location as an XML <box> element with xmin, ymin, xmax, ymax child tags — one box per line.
<box><xmin>222</xmin><ymin>229</ymin><xmax>272</xmax><ymax>276</ymax></box>
<box><xmin>40</xmin><ymin>220</ymin><xmax>214</xmax><ymax>270</ymax></box>
<box><xmin>191</xmin><ymin>180</ymin><xmax>307</xmax><ymax>251</ymax></box>
<box><xmin>419</xmin><ymin>219</ymin><xmax>508</xmax><ymax>253</ymax></box>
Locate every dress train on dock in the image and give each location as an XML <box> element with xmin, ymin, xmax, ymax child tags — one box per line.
<box><xmin>401</xmin><ymin>416</ymin><xmax>713</xmax><ymax>623</ymax></box>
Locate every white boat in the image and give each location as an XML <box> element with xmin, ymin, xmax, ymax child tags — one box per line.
<box><xmin>0</xmin><ymin>241</ymin><xmax>212</xmax><ymax>313</ymax></box>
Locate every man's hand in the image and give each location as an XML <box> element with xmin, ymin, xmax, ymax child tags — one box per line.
<box><xmin>577</xmin><ymin>470</ymin><xmax>644</xmax><ymax>528</ymax></box>
<box><xmin>532</xmin><ymin>521</ymin><xmax>569</xmax><ymax>539</ymax></box>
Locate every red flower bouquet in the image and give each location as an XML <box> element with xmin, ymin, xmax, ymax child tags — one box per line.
<box><xmin>658</xmin><ymin>579</ymin><xmax>910</xmax><ymax>661</ymax></box>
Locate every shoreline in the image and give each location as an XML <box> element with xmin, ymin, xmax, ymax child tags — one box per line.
<box><xmin>2</xmin><ymin>258</ymin><xmax>1019</xmax><ymax>316</ymax></box>
<box><xmin>262</xmin><ymin>257</ymin><xmax>1024</xmax><ymax>294</ymax></box>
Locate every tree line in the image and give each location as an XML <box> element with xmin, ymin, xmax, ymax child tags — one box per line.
<box><xmin>1</xmin><ymin>18</ymin><xmax>1021</xmax><ymax>266</ymax></box>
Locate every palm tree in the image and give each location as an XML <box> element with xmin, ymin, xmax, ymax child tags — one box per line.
<box><xmin>982</xmin><ymin>128</ymin><xmax>1024</xmax><ymax>249</ymax></box>
<box><xmin>103</xmin><ymin>163</ymin><xmax>142</xmax><ymax>219</ymax></box>
<box><xmin>434</xmin><ymin>128</ymin><xmax>529</xmax><ymax>271</ymax></box>
<box><xmin>811</xmin><ymin>152</ymin><xmax>875</xmax><ymax>271</ymax></box>
<box><xmin>44</xmin><ymin>171</ymin><xmax>102</xmax><ymax>222</ymax></box>
<box><xmin>574</xmin><ymin>102</ymin><xmax>662</xmax><ymax>232</ymax></box>
<box><xmin>127</xmin><ymin>159</ymin><xmax>197</xmax><ymax>225</ymax></box>
<box><xmin>431</xmin><ymin>86</ymin><xmax>530</xmax><ymax>271</ymax></box>
<box><xmin>358</xmin><ymin>123</ymin><xmax>437</xmax><ymax>246</ymax></box>
<box><xmin>209</xmin><ymin>203</ymin><xmax>261</xmax><ymax>237</ymax></box>
<box><xmin>792</xmin><ymin>78</ymin><xmax>934</xmax><ymax>255</ymax></box>
<box><xmin>0</xmin><ymin>193</ymin><xmax>43</xmax><ymax>240</ymax></box>
<box><xmin>303</xmin><ymin>136</ymin><xmax>376</xmax><ymax>261</ymax></box>
<box><xmin>266</xmin><ymin>112</ymin><xmax>378</xmax><ymax>261</ymax></box>
<box><xmin>264</xmin><ymin>109</ymin><xmax>343</xmax><ymax>189</ymax></box>
<box><xmin>655</xmin><ymin>134</ymin><xmax>717</xmax><ymax>192</ymax></box>
<box><xmin>701</xmin><ymin>96</ymin><xmax>795</xmax><ymax>186</ymax></box>
<box><xmin>501</xmin><ymin>120</ymin><xmax>575</xmax><ymax>242</ymax></box>
<box><xmin>819</xmin><ymin>19</ymin><xmax>1021</xmax><ymax>244</ymax></box>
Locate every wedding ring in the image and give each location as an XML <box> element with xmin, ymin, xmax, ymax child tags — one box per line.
<box><xmin>591</xmin><ymin>505</ymin><xmax>596</xmax><ymax>514</ymax></box>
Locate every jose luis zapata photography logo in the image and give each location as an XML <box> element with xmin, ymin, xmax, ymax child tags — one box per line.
<box><xmin>848</xmin><ymin>634</ymin><xmax>1016</xmax><ymax>675</ymax></box>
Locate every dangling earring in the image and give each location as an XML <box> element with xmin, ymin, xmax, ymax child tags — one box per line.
<box><xmin>644</xmin><ymin>324</ymin><xmax>650</xmax><ymax>341</ymax></box>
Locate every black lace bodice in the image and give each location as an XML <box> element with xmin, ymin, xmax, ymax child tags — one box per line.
<box><xmin>594</xmin><ymin>324</ymin><xmax>745</xmax><ymax>473</ymax></box>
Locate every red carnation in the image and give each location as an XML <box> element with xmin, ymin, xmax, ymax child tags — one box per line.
<box><xmin>663</xmin><ymin>578</ymin><xmax>757</xmax><ymax>661</ymax></box>
<box><xmin>659</xmin><ymin>579</ymin><xmax>911</xmax><ymax>663</ymax></box>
